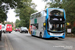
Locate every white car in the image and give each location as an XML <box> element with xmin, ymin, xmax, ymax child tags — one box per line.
<box><xmin>2</xmin><ymin>25</ymin><xmax>6</xmax><ymax>33</ymax></box>
<box><xmin>20</xmin><ymin>27</ymin><xmax>28</xmax><ymax>33</ymax></box>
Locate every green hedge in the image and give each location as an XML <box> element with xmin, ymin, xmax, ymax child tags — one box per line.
<box><xmin>12</xmin><ymin>27</ymin><xmax>15</xmax><ymax>30</ymax></box>
<box><xmin>72</xmin><ymin>27</ymin><xmax>75</xmax><ymax>34</ymax></box>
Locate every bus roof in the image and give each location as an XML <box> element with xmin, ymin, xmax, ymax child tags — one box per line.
<box><xmin>31</xmin><ymin>9</ymin><xmax>46</xmax><ymax>16</ymax></box>
<box><xmin>31</xmin><ymin>12</ymin><xmax>40</xmax><ymax>16</ymax></box>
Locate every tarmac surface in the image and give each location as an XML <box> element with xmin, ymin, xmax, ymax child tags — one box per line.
<box><xmin>0</xmin><ymin>31</ymin><xmax>75</xmax><ymax>50</ymax></box>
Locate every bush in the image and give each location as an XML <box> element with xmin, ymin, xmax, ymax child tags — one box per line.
<box><xmin>72</xmin><ymin>27</ymin><xmax>75</xmax><ymax>34</ymax></box>
<box><xmin>12</xmin><ymin>27</ymin><xmax>15</xmax><ymax>30</ymax></box>
<box><xmin>67</xmin><ymin>25</ymin><xmax>71</xmax><ymax>28</ymax></box>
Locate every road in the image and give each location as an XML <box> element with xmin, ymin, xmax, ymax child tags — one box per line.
<box><xmin>0</xmin><ymin>31</ymin><xmax>75</xmax><ymax>50</ymax></box>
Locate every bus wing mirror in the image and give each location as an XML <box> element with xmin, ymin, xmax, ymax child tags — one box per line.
<box><xmin>43</xmin><ymin>23</ymin><xmax>46</xmax><ymax>27</ymax></box>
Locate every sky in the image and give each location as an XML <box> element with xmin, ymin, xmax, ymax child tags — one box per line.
<box><xmin>7</xmin><ymin>9</ymin><xmax>19</xmax><ymax>23</ymax></box>
<box><xmin>32</xmin><ymin>0</ymin><xmax>46</xmax><ymax>11</ymax></box>
<box><xmin>7</xmin><ymin>0</ymin><xmax>46</xmax><ymax>23</ymax></box>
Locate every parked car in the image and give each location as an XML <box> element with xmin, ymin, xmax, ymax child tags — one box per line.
<box><xmin>2</xmin><ymin>25</ymin><xmax>5</xmax><ymax>32</ymax></box>
<box><xmin>20</xmin><ymin>27</ymin><xmax>28</xmax><ymax>33</ymax></box>
<box><xmin>15</xmin><ymin>28</ymin><xmax>20</xmax><ymax>32</ymax></box>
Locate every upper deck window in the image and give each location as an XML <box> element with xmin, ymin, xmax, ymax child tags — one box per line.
<box><xmin>48</xmin><ymin>9</ymin><xmax>64</xmax><ymax>17</ymax></box>
<box><xmin>48</xmin><ymin>9</ymin><xmax>65</xmax><ymax>22</ymax></box>
<box><xmin>36</xmin><ymin>12</ymin><xmax>41</xmax><ymax>17</ymax></box>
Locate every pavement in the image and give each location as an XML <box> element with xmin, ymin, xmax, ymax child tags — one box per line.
<box><xmin>0</xmin><ymin>33</ymin><xmax>7</xmax><ymax>50</ymax></box>
<box><xmin>0</xmin><ymin>31</ymin><xmax>75</xmax><ymax>50</ymax></box>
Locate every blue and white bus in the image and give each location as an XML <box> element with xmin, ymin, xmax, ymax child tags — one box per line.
<box><xmin>29</xmin><ymin>8</ymin><xmax>66</xmax><ymax>39</ymax></box>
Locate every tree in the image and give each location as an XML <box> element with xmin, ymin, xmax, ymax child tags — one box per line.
<box><xmin>0</xmin><ymin>0</ymin><xmax>23</xmax><ymax>23</ymax></box>
<box><xmin>15</xmin><ymin>19</ymin><xmax>21</xmax><ymax>27</ymax></box>
<box><xmin>0</xmin><ymin>10</ymin><xmax>7</xmax><ymax>23</ymax></box>
<box><xmin>62</xmin><ymin>0</ymin><xmax>75</xmax><ymax>25</ymax></box>
<box><xmin>15</xmin><ymin>0</ymin><xmax>37</xmax><ymax>28</ymax></box>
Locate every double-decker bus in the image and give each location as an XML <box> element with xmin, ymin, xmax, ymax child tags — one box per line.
<box><xmin>29</xmin><ymin>8</ymin><xmax>66</xmax><ymax>39</ymax></box>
